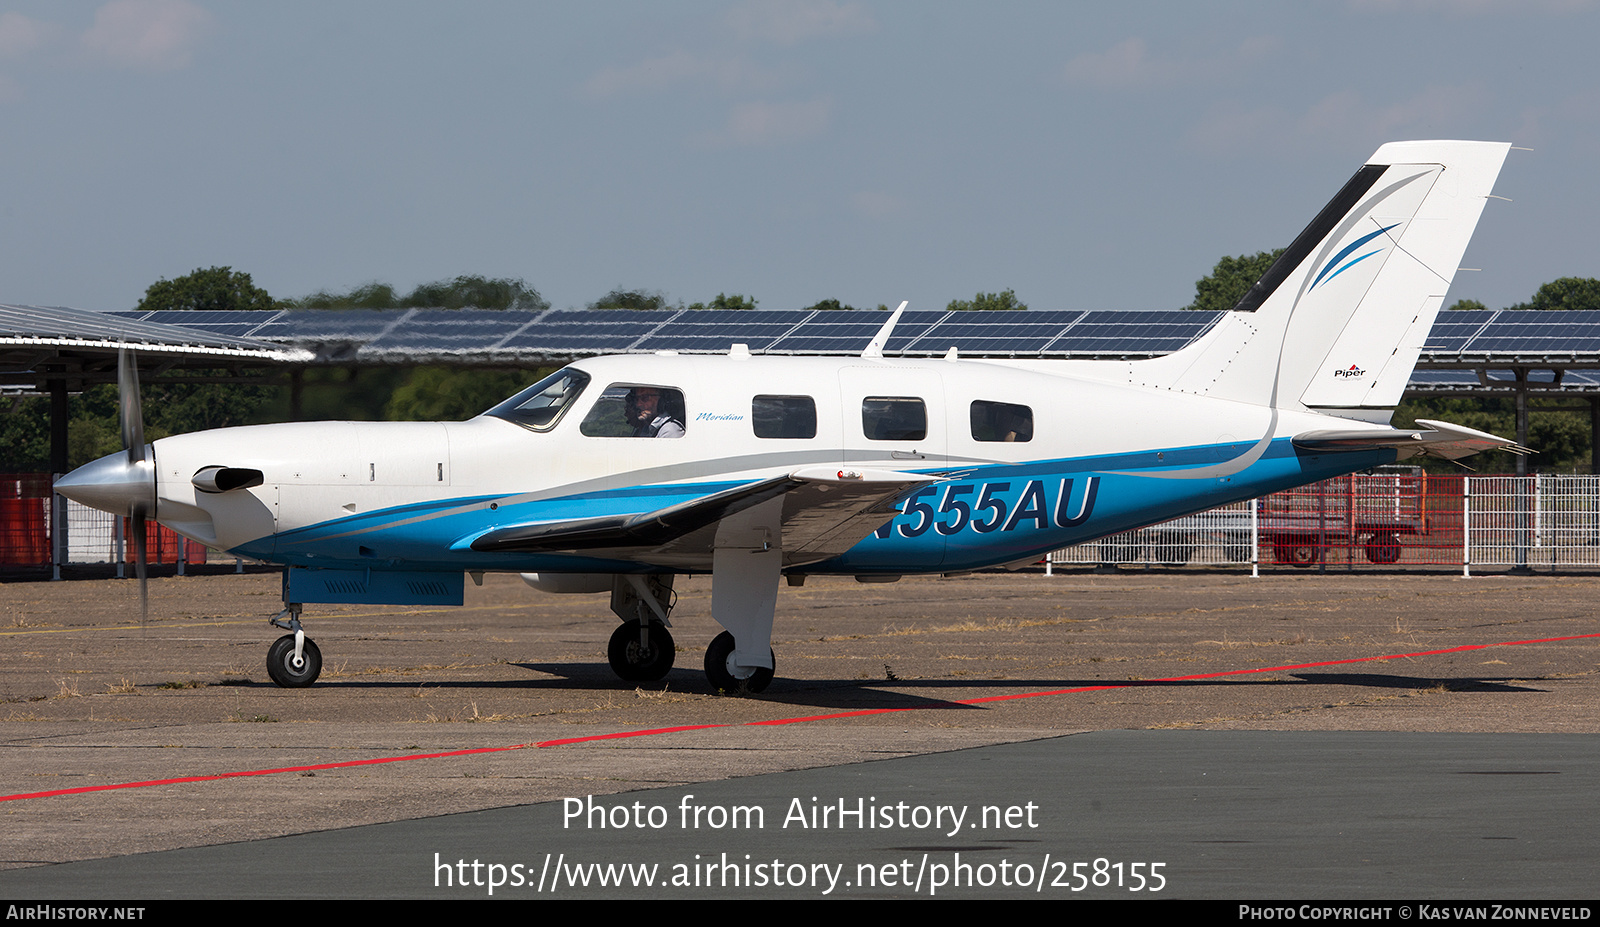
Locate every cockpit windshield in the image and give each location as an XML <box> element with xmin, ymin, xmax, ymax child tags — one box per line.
<box><xmin>483</xmin><ymin>367</ymin><xmax>591</xmax><ymax>432</ymax></box>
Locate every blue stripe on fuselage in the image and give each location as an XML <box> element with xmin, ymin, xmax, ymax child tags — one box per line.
<box><xmin>228</xmin><ymin>438</ymin><xmax>1394</xmax><ymax>574</ymax></box>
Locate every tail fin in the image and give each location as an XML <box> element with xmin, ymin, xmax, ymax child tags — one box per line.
<box><xmin>1138</xmin><ymin>140</ymin><xmax>1511</xmax><ymax>420</ymax></box>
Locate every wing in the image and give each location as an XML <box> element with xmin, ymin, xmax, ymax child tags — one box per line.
<box><xmin>466</xmin><ymin>466</ymin><xmax>930</xmax><ymax>567</ymax></box>
<box><xmin>1292</xmin><ymin>418</ymin><xmax>1530</xmax><ymax>462</ymax></box>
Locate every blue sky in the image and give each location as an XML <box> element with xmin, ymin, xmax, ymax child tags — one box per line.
<box><xmin>3</xmin><ymin>1</ymin><xmax>1597</xmax><ymax>313</ymax></box>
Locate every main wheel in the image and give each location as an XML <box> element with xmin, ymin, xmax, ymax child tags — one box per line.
<box><xmin>266</xmin><ymin>634</ymin><xmax>322</xmax><ymax>688</ymax></box>
<box><xmin>607</xmin><ymin>620</ymin><xmax>675</xmax><ymax>681</ymax></box>
<box><xmin>703</xmin><ymin>631</ymin><xmax>774</xmax><ymax>695</ymax></box>
<box><xmin>1365</xmin><ymin>532</ymin><xmax>1403</xmax><ymax>564</ymax></box>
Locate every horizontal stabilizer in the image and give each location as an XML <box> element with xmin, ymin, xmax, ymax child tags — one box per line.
<box><xmin>1292</xmin><ymin>418</ymin><xmax>1529</xmax><ymax>461</ymax></box>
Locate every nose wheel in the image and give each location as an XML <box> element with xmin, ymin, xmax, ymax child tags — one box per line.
<box><xmin>266</xmin><ymin>605</ymin><xmax>322</xmax><ymax>688</ymax></box>
<box><xmin>266</xmin><ymin>634</ymin><xmax>323</xmax><ymax>687</ymax></box>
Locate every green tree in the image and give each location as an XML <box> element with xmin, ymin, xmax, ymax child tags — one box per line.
<box><xmin>1445</xmin><ymin>299</ymin><xmax>1487</xmax><ymax>311</ymax></box>
<box><xmin>589</xmin><ymin>288</ymin><xmax>673</xmax><ymax>311</ymax></box>
<box><xmin>291</xmin><ymin>275</ymin><xmax>547</xmax><ymax>311</ymax></box>
<box><xmin>1510</xmin><ymin>277</ymin><xmax>1600</xmax><ymax>311</ymax></box>
<box><xmin>383</xmin><ymin>367</ymin><xmax>543</xmax><ymax>421</ymax></box>
<box><xmin>947</xmin><ymin>289</ymin><xmax>1026</xmax><ymax>311</ymax></box>
<box><xmin>0</xmin><ymin>397</ymin><xmax>51</xmax><ymax>470</ymax></box>
<box><xmin>138</xmin><ymin>266</ymin><xmax>278</xmax><ymax>312</ymax></box>
<box><xmin>275</xmin><ymin>276</ymin><xmax>550</xmax><ymax>423</ymax></box>
<box><xmin>1185</xmin><ymin>249</ymin><xmax>1284</xmax><ymax>312</ymax></box>
<box><xmin>803</xmin><ymin>298</ymin><xmax>857</xmax><ymax>311</ymax></box>
<box><xmin>1395</xmin><ymin>396</ymin><xmax>1591</xmax><ymax>474</ymax></box>
<box><xmin>686</xmin><ymin>293</ymin><xmax>758</xmax><ymax>311</ymax></box>
<box><xmin>406</xmin><ymin>275</ymin><xmax>547</xmax><ymax>310</ymax></box>
<box><xmin>119</xmin><ymin>267</ymin><xmax>281</xmax><ymax>447</ymax></box>
<box><xmin>291</xmin><ymin>282</ymin><xmax>402</xmax><ymax>309</ymax></box>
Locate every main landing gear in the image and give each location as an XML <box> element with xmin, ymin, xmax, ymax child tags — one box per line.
<box><xmin>266</xmin><ymin>604</ymin><xmax>321</xmax><ymax>688</ymax></box>
<box><xmin>601</xmin><ymin>556</ymin><xmax>782</xmax><ymax>695</ymax></box>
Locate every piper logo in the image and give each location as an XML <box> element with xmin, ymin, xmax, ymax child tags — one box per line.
<box><xmin>1333</xmin><ymin>364</ymin><xmax>1366</xmax><ymax>379</ymax></box>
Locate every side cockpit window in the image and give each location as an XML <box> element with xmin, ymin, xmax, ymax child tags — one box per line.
<box><xmin>485</xmin><ymin>368</ymin><xmax>591</xmax><ymax>432</ymax></box>
<box><xmin>971</xmin><ymin>400</ymin><xmax>1033</xmax><ymax>442</ymax></box>
<box><xmin>862</xmin><ymin>397</ymin><xmax>926</xmax><ymax>441</ymax></box>
<box><xmin>753</xmin><ymin>395</ymin><xmax>816</xmax><ymax>439</ymax></box>
<box><xmin>580</xmin><ymin>384</ymin><xmax>686</xmax><ymax>438</ymax></box>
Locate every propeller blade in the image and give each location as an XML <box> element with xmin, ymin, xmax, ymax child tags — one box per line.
<box><xmin>118</xmin><ymin>348</ymin><xmax>145</xmax><ymax>464</ymax></box>
<box><xmin>132</xmin><ymin>508</ymin><xmax>148</xmax><ymax>627</ymax></box>
<box><xmin>118</xmin><ymin>348</ymin><xmax>150</xmax><ymax>625</ymax></box>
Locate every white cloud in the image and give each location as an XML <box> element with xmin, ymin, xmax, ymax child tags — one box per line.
<box><xmin>0</xmin><ymin>12</ymin><xmax>55</xmax><ymax>59</ymax></box>
<box><xmin>585</xmin><ymin>50</ymin><xmax>716</xmax><ymax>97</ymax></box>
<box><xmin>851</xmin><ymin>190</ymin><xmax>902</xmax><ymax>219</ymax></box>
<box><xmin>725</xmin><ymin>0</ymin><xmax>876</xmax><ymax>45</ymax></box>
<box><xmin>1062</xmin><ymin>37</ymin><xmax>1157</xmax><ymax>88</ymax></box>
<box><xmin>584</xmin><ymin>50</ymin><xmax>786</xmax><ymax>99</ymax></box>
<box><xmin>1183</xmin><ymin>84</ymin><xmax>1483</xmax><ymax>155</ymax></box>
<box><xmin>707</xmin><ymin>97</ymin><xmax>830</xmax><ymax>147</ymax></box>
<box><xmin>1063</xmin><ymin>35</ymin><xmax>1279</xmax><ymax>90</ymax></box>
<box><xmin>1298</xmin><ymin>85</ymin><xmax>1479</xmax><ymax>137</ymax></box>
<box><xmin>1349</xmin><ymin>0</ymin><xmax>1594</xmax><ymax>13</ymax></box>
<box><xmin>80</xmin><ymin>0</ymin><xmax>212</xmax><ymax>71</ymax></box>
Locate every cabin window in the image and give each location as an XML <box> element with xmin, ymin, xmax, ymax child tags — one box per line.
<box><xmin>580</xmin><ymin>384</ymin><xmax>686</xmax><ymax>438</ymax></box>
<box><xmin>861</xmin><ymin>397</ymin><xmax>926</xmax><ymax>441</ymax></box>
<box><xmin>484</xmin><ymin>367</ymin><xmax>591</xmax><ymax>432</ymax></box>
<box><xmin>970</xmin><ymin>400</ymin><xmax>1033</xmax><ymax>442</ymax></box>
<box><xmin>752</xmin><ymin>395</ymin><xmax>817</xmax><ymax>439</ymax></box>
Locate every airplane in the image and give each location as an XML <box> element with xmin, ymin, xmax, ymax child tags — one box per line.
<box><xmin>57</xmin><ymin>139</ymin><xmax>1525</xmax><ymax>694</ymax></box>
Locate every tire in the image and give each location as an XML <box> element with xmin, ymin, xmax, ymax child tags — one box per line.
<box><xmin>607</xmin><ymin>620</ymin><xmax>675</xmax><ymax>682</ymax></box>
<box><xmin>703</xmin><ymin>630</ymin><xmax>774</xmax><ymax>695</ymax></box>
<box><xmin>266</xmin><ymin>634</ymin><xmax>322</xmax><ymax>688</ymax></box>
<box><xmin>1365</xmin><ymin>532</ymin><xmax>1402</xmax><ymax>564</ymax></box>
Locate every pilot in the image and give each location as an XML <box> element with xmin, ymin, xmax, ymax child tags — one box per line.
<box><xmin>625</xmin><ymin>387</ymin><xmax>684</xmax><ymax>438</ymax></box>
<box><xmin>996</xmin><ymin>405</ymin><xmax>1033</xmax><ymax>443</ymax></box>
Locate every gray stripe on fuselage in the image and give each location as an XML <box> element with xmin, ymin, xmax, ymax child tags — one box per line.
<box><xmin>282</xmin><ymin>447</ymin><xmax>1010</xmax><ymax>545</ymax></box>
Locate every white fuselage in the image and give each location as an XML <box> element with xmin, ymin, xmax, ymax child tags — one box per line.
<box><xmin>145</xmin><ymin>352</ymin><xmax>1388</xmax><ymax>575</ymax></box>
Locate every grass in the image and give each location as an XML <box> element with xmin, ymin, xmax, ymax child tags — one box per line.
<box><xmin>227</xmin><ymin>713</ymin><xmax>279</xmax><ymax>723</ymax></box>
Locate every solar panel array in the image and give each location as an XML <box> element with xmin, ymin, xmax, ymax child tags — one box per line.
<box><xmin>109</xmin><ymin>307</ymin><xmax>1228</xmax><ymax>360</ymax></box>
<box><xmin>96</xmin><ymin>308</ymin><xmax>1600</xmax><ymax>396</ymax></box>
<box><xmin>2</xmin><ymin>305</ymin><xmax>303</xmax><ymax>358</ymax></box>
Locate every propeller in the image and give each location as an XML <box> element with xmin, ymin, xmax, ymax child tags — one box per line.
<box><xmin>117</xmin><ymin>349</ymin><xmax>150</xmax><ymax>626</ymax></box>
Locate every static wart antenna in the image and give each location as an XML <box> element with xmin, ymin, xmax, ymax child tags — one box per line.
<box><xmin>860</xmin><ymin>301</ymin><xmax>909</xmax><ymax>358</ymax></box>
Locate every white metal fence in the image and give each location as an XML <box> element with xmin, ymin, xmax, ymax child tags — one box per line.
<box><xmin>1048</xmin><ymin>473</ymin><xmax>1600</xmax><ymax>574</ymax></box>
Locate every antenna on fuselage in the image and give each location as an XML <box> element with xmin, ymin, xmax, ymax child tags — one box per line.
<box><xmin>861</xmin><ymin>301</ymin><xmax>908</xmax><ymax>358</ymax></box>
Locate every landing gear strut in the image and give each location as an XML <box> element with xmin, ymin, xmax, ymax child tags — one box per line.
<box><xmin>266</xmin><ymin>604</ymin><xmax>321</xmax><ymax>687</ymax></box>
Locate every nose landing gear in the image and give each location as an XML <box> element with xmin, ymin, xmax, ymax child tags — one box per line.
<box><xmin>266</xmin><ymin>604</ymin><xmax>321</xmax><ymax>688</ymax></box>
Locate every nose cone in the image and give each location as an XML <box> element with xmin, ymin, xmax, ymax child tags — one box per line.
<box><xmin>55</xmin><ymin>449</ymin><xmax>156</xmax><ymax>516</ymax></box>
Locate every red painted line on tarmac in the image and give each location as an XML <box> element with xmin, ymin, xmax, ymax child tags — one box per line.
<box><xmin>5</xmin><ymin>631</ymin><xmax>1597</xmax><ymax>803</ymax></box>
<box><xmin>0</xmin><ymin>724</ymin><xmax>730</xmax><ymax>803</ymax></box>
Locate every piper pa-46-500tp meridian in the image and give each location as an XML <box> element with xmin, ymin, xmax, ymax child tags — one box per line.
<box><xmin>59</xmin><ymin>140</ymin><xmax>1525</xmax><ymax>693</ymax></box>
